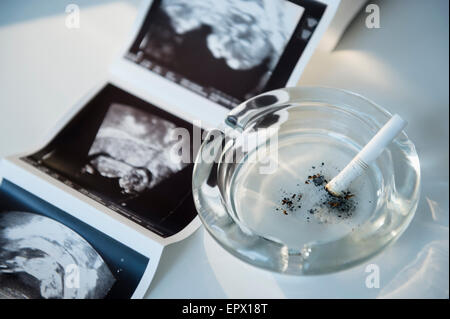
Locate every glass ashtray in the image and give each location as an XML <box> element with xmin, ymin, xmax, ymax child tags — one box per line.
<box><xmin>192</xmin><ymin>87</ymin><xmax>420</xmax><ymax>275</ymax></box>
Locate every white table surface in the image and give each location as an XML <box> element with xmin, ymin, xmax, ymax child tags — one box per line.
<box><xmin>0</xmin><ymin>0</ymin><xmax>448</xmax><ymax>298</ymax></box>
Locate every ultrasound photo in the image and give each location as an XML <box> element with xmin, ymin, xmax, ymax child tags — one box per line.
<box><xmin>127</xmin><ymin>0</ymin><xmax>307</xmax><ymax>108</ymax></box>
<box><xmin>24</xmin><ymin>85</ymin><xmax>198</xmax><ymax>238</ymax></box>
<box><xmin>82</xmin><ymin>103</ymin><xmax>185</xmax><ymax>194</ymax></box>
<box><xmin>0</xmin><ymin>212</ymin><xmax>115</xmax><ymax>299</ymax></box>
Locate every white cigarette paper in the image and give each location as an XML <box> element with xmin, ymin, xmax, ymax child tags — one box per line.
<box><xmin>326</xmin><ymin>114</ymin><xmax>407</xmax><ymax>196</ymax></box>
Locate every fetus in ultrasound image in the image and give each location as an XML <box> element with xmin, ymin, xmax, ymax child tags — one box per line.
<box><xmin>0</xmin><ymin>212</ymin><xmax>115</xmax><ymax>299</ymax></box>
<box><xmin>82</xmin><ymin>103</ymin><xmax>185</xmax><ymax>195</ymax></box>
<box><xmin>128</xmin><ymin>0</ymin><xmax>304</xmax><ymax>103</ymax></box>
<box><xmin>160</xmin><ymin>0</ymin><xmax>297</xmax><ymax>70</ymax></box>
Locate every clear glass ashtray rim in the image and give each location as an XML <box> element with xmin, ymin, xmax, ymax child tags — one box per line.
<box><xmin>192</xmin><ymin>86</ymin><xmax>421</xmax><ymax>275</ymax></box>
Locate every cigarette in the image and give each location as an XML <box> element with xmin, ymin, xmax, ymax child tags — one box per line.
<box><xmin>325</xmin><ymin>114</ymin><xmax>407</xmax><ymax>197</ymax></box>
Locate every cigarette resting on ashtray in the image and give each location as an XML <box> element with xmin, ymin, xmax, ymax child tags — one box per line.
<box><xmin>325</xmin><ymin>114</ymin><xmax>407</xmax><ymax>197</ymax></box>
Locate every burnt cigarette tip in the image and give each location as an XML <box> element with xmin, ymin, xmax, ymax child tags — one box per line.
<box><xmin>325</xmin><ymin>184</ymin><xmax>342</xmax><ymax>198</ymax></box>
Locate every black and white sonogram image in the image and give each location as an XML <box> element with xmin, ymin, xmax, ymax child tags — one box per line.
<box><xmin>24</xmin><ymin>85</ymin><xmax>198</xmax><ymax>238</ymax></box>
<box><xmin>127</xmin><ymin>0</ymin><xmax>306</xmax><ymax>107</ymax></box>
<box><xmin>0</xmin><ymin>212</ymin><xmax>115</xmax><ymax>299</ymax></box>
<box><xmin>82</xmin><ymin>103</ymin><xmax>185</xmax><ymax>195</ymax></box>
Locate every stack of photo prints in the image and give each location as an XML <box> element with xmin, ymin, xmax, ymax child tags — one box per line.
<box><xmin>0</xmin><ymin>0</ymin><xmax>338</xmax><ymax>298</ymax></box>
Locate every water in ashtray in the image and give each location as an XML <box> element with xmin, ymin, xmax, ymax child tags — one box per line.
<box><xmin>230</xmin><ymin>133</ymin><xmax>378</xmax><ymax>248</ymax></box>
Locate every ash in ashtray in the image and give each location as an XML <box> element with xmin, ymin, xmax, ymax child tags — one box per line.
<box><xmin>275</xmin><ymin>163</ymin><xmax>358</xmax><ymax>224</ymax></box>
<box><xmin>275</xmin><ymin>193</ymin><xmax>302</xmax><ymax>215</ymax></box>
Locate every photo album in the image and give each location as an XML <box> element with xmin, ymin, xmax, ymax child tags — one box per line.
<box><xmin>0</xmin><ymin>0</ymin><xmax>339</xmax><ymax>298</ymax></box>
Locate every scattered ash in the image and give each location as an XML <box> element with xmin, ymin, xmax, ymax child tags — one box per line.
<box><xmin>275</xmin><ymin>192</ymin><xmax>302</xmax><ymax>215</ymax></box>
<box><xmin>307</xmin><ymin>174</ymin><xmax>327</xmax><ymax>187</ymax></box>
<box><xmin>275</xmin><ymin>162</ymin><xmax>358</xmax><ymax>223</ymax></box>
<box><xmin>318</xmin><ymin>190</ymin><xmax>356</xmax><ymax>221</ymax></box>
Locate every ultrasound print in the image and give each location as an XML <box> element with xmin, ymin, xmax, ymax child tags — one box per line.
<box><xmin>0</xmin><ymin>212</ymin><xmax>115</xmax><ymax>299</ymax></box>
<box><xmin>160</xmin><ymin>0</ymin><xmax>298</xmax><ymax>71</ymax></box>
<box><xmin>25</xmin><ymin>85</ymin><xmax>198</xmax><ymax>238</ymax></box>
<box><xmin>82</xmin><ymin>103</ymin><xmax>185</xmax><ymax>195</ymax></box>
<box><xmin>128</xmin><ymin>0</ymin><xmax>304</xmax><ymax>105</ymax></box>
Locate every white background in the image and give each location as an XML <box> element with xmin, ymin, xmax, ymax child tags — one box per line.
<box><xmin>0</xmin><ymin>0</ymin><xmax>448</xmax><ymax>298</ymax></box>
